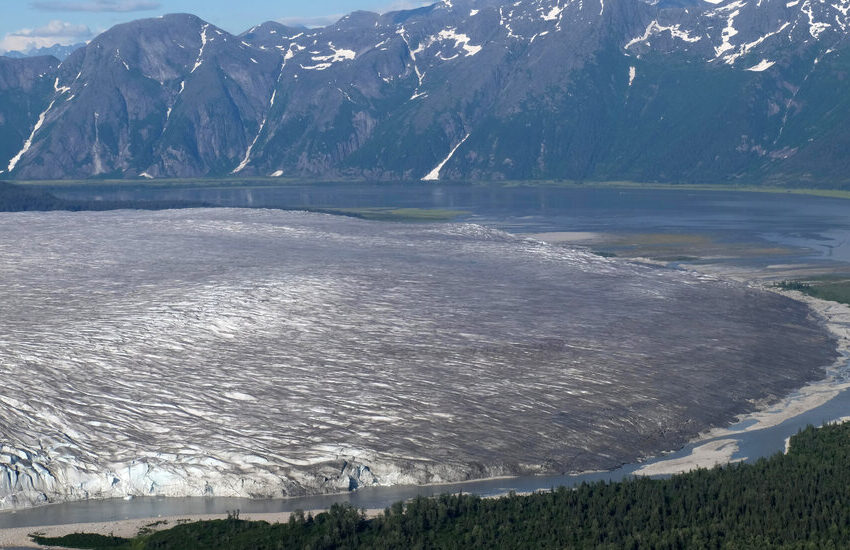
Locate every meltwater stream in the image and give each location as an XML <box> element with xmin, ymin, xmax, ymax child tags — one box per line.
<box><xmin>0</xmin><ymin>208</ymin><xmax>836</xmax><ymax>514</ymax></box>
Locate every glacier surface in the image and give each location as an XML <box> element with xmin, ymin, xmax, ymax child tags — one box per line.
<box><xmin>0</xmin><ymin>209</ymin><xmax>835</xmax><ymax>508</ymax></box>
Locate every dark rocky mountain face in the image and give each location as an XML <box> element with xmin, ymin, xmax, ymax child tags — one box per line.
<box><xmin>1</xmin><ymin>0</ymin><xmax>849</xmax><ymax>183</ymax></box>
<box><xmin>0</xmin><ymin>56</ymin><xmax>58</xmax><ymax>170</ymax></box>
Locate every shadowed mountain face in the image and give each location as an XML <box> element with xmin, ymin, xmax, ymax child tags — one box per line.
<box><xmin>1</xmin><ymin>0</ymin><xmax>850</xmax><ymax>183</ymax></box>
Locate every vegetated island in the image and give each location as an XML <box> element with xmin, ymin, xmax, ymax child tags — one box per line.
<box><xmin>28</xmin><ymin>421</ymin><xmax>850</xmax><ymax>549</ymax></box>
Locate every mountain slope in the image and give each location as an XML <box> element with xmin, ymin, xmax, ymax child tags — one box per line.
<box><xmin>4</xmin><ymin>43</ymin><xmax>85</xmax><ymax>61</ymax></box>
<box><xmin>1</xmin><ymin>0</ymin><xmax>849</xmax><ymax>184</ymax></box>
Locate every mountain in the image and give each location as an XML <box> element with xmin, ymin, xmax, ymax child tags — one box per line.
<box><xmin>1</xmin><ymin>0</ymin><xmax>849</xmax><ymax>184</ymax></box>
<box><xmin>3</xmin><ymin>43</ymin><xmax>86</xmax><ymax>61</ymax></box>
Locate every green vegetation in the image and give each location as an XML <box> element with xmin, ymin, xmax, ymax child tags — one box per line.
<box><xmin>33</xmin><ymin>421</ymin><xmax>850</xmax><ymax>549</ymax></box>
<box><xmin>30</xmin><ymin>532</ymin><xmax>132</xmax><ymax>548</ymax></box>
<box><xmin>776</xmin><ymin>278</ymin><xmax>850</xmax><ymax>306</ymax></box>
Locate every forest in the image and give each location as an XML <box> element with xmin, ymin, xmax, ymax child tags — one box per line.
<box><xmin>31</xmin><ymin>421</ymin><xmax>850</xmax><ymax>549</ymax></box>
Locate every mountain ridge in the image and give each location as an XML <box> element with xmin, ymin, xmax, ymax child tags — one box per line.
<box><xmin>1</xmin><ymin>0</ymin><xmax>849</xmax><ymax>185</ymax></box>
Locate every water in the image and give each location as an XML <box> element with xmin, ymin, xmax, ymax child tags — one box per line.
<box><xmin>45</xmin><ymin>182</ymin><xmax>850</xmax><ymax>264</ymax></box>
<box><xmin>3</xmin><ymin>186</ymin><xmax>850</xmax><ymax>529</ymax></box>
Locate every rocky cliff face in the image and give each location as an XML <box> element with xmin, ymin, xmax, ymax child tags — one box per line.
<box><xmin>1</xmin><ymin>0</ymin><xmax>849</xmax><ymax>183</ymax></box>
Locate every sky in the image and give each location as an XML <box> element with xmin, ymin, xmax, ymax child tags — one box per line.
<box><xmin>0</xmin><ymin>0</ymin><xmax>432</xmax><ymax>54</ymax></box>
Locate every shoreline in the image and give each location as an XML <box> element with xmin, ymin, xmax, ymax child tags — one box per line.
<box><xmin>622</xmin><ymin>268</ymin><xmax>850</xmax><ymax>476</ymax></box>
<box><xmin>15</xmin><ymin>178</ymin><xmax>850</xmax><ymax>202</ymax></box>
<box><xmin>0</xmin><ymin>510</ymin><xmax>387</xmax><ymax>548</ymax></box>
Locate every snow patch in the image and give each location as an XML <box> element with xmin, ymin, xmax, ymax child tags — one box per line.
<box><xmin>116</xmin><ymin>49</ymin><xmax>129</xmax><ymax>71</ymax></box>
<box><xmin>628</xmin><ymin>66</ymin><xmax>636</xmax><ymax>86</ymax></box>
<box><xmin>5</xmin><ymin>78</ymin><xmax>69</xmax><ymax>172</ymax></box>
<box><xmin>232</xmin><ymin>85</ymin><xmax>277</xmax><ymax>174</ymax></box>
<box><xmin>542</xmin><ymin>5</ymin><xmax>565</xmax><ymax>20</ymax></box>
<box><xmin>714</xmin><ymin>7</ymin><xmax>742</xmax><ymax>57</ymax></box>
<box><xmin>500</xmin><ymin>7</ymin><xmax>523</xmax><ymax>39</ymax></box>
<box><xmin>300</xmin><ymin>62</ymin><xmax>332</xmax><ymax>71</ymax></box>
<box><xmin>411</xmin><ymin>28</ymin><xmax>483</xmax><ymax>60</ymax></box>
<box><xmin>313</xmin><ymin>43</ymin><xmax>356</xmax><ymax>62</ymax></box>
<box><xmin>300</xmin><ymin>43</ymin><xmax>356</xmax><ymax>71</ymax></box>
<box><xmin>721</xmin><ymin>22</ymin><xmax>790</xmax><ymax>65</ymax></box>
<box><xmin>747</xmin><ymin>59</ymin><xmax>775</xmax><ymax>71</ymax></box>
<box><xmin>54</xmin><ymin>77</ymin><xmax>71</xmax><ymax>95</ymax></box>
<box><xmin>470</xmin><ymin>8</ymin><xmax>479</xmax><ymax>16</ymax></box>
<box><xmin>139</xmin><ymin>172</ymin><xmax>154</xmax><ymax>179</ymax></box>
<box><xmin>191</xmin><ymin>24</ymin><xmax>209</xmax><ymax>73</ymax></box>
<box><xmin>625</xmin><ymin>21</ymin><xmax>702</xmax><ymax>50</ymax></box>
<box><xmin>529</xmin><ymin>31</ymin><xmax>550</xmax><ymax>44</ymax></box>
<box><xmin>422</xmin><ymin>133</ymin><xmax>470</xmax><ymax>181</ymax></box>
<box><xmin>397</xmin><ymin>27</ymin><xmax>424</xmax><ymax>88</ymax></box>
<box><xmin>437</xmin><ymin>29</ymin><xmax>482</xmax><ymax>56</ymax></box>
<box><xmin>802</xmin><ymin>0</ymin><xmax>832</xmax><ymax>38</ymax></box>
<box><xmin>270</xmin><ymin>170</ymin><xmax>284</xmax><ymax>177</ymax></box>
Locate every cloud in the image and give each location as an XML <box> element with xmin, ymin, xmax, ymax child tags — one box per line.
<box><xmin>0</xmin><ymin>20</ymin><xmax>93</xmax><ymax>54</ymax></box>
<box><xmin>30</xmin><ymin>0</ymin><xmax>160</xmax><ymax>12</ymax></box>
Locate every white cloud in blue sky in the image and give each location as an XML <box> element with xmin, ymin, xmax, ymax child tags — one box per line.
<box><xmin>0</xmin><ymin>19</ymin><xmax>93</xmax><ymax>53</ymax></box>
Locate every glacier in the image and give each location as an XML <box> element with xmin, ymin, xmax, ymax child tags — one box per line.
<box><xmin>0</xmin><ymin>209</ymin><xmax>836</xmax><ymax>509</ymax></box>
